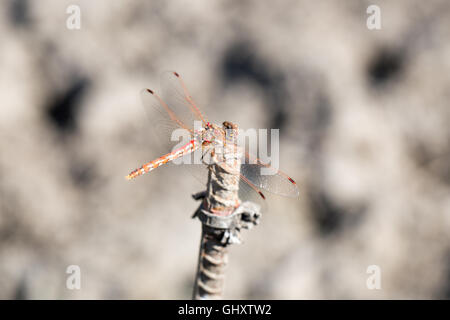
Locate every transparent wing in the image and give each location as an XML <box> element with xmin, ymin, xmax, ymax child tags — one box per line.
<box><xmin>159</xmin><ymin>71</ymin><xmax>207</xmax><ymax>128</ymax></box>
<box><xmin>212</xmin><ymin>135</ymin><xmax>299</xmax><ymax>199</ymax></box>
<box><xmin>140</xmin><ymin>71</ymin><xmax>208</xmax><ymax>154</ymax></box>
<box><xmin>140</xmin><ymin>90</ymin><xmax>188</xmax><ymax>153</ymax></box>
<box><xmin>208</xmin><ymin>160</ymin><xmax>267</xmax><ymax>210</ymax></box>
<box><xmin>143</xmin><ymin>71</ymin><xmax>207</xmax><ymax>128</ymax></box>
<box><xmin>240</xmin><ymin>151</ymin><xmax>299</xmax><ymax>198</ymax></box>
<box><xmin>238</xmin><ymin>171</ymin><xmax>268</xmax><ymax>210</ymax></box>
<box><xmin>180</xmin><ymin>146</ymin><xmax>213</xmax><ymax>187</ymax></box>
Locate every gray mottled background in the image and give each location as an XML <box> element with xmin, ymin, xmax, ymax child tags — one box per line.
<box><xmin>1</xmin><ymin>0</ymin><xmax>450</xmax><ymax>299</ymax></box>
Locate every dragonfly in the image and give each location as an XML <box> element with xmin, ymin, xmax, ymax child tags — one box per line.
<box><xmin>126</xmin><ymin>71</ymin><xmax>299</xmax><ymax>204</ymax></box>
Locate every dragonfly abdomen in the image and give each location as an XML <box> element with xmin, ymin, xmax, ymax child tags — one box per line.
<box><xmin>126</xmin><ymin>139</ymin><xmax>199</xmax><ymax>180</ymax></box>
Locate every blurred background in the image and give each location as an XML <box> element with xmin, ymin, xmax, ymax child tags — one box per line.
<box><xmin>1</xmin><ymin>0</ymin><xmax>450</xmax><ymax>299</ymax></box>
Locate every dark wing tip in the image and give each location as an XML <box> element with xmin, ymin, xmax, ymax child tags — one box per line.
<box><xmin>146</xmin><ymin>88</ymin><xmax>154</xmax><ymax>94</ymax></box>
<box><xmin>258</xmin><ymin>191</ymin><xmax>266</xmax><ymax>200</ymax></box>
<box><xmin>173</xmin><ymin>71</ymin><xmax>180</xmax><ymax>77</ymax></box>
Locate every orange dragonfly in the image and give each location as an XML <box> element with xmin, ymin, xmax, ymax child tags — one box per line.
<box><xmin>126</xmin><ymin>71</ymin><xmax>299</xmax><ymax>202</ymax></box>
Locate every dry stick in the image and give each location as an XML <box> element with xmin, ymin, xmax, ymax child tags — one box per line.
<box><xmin>192</xmin><ymin>224</ymin><xmax>229</xmax><ymax>299</ymax></box>
<box><xmin>192</xmin><ymin>122</ymin><xmax>261</xmax><ymax>300</ymax></box>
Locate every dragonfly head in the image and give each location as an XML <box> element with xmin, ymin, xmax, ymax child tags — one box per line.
<box><xmin>222</xmin><ymin>121</ymin><xmax>238</xmax><ymax>142</ymax></box>
<box><xmin>222</xmin><ymin>121</ymin><xmax>238</xmax><ymax>130</ymax></box>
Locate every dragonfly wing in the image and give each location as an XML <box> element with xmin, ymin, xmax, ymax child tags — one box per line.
<box><xmin>140</xmin><ymin>71</ymin><xmax>208</xmax><ymax>155</ymax></box>
<box><xmin>239</xmin><ymin>150</ymin><xmax>299</xmax><ymax>197</ymax></box>
<box><xmin>140</xmin><ymin>87</ymin><xmax>196</xmax><ymax>155</ymax></box>
<box><xmin>240</xmin><ymin>164</ymin><xmax>299</xmax><ymax>197</ymax></box>
<box><xmin>159</xmin><ymin>71</ymin><xmax>207</xmax><ymax>128</ymax></box>
<box><xmin>181</xmin><ymin>147</ymin><xmax>212</xmax><ymax>187</ymax></box>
